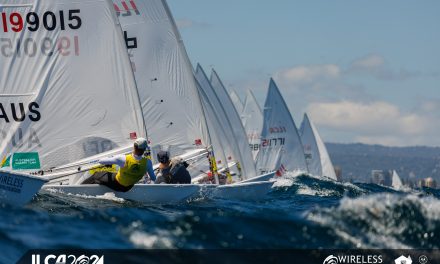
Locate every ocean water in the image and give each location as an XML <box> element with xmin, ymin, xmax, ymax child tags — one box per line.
<box><xmin>2</xmin><ymin>173</ymin><xmax>440</xmax><ymax>263</ymax></box>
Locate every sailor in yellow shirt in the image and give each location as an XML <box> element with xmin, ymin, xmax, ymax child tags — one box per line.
<box><xmin>83</xmin><ymin>138</ymin><xmax>156</xmax><ymax>192</ymax></box>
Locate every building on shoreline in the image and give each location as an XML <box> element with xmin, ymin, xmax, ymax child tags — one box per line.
<box><xmin>418</xmin><ymin>177</ymin><xmax>437</xmax><ymax>189</ymax></box>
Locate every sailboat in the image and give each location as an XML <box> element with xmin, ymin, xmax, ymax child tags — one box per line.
<box><xmin>241</xmin><ymin>89</ymin><xmax>264</xmax><ymax>160</ymax></box>
<box><xmin>194</xmin><ymin>65</ymin><xmax>274</xmax><ymax>182</ymax></box>
<box><xmin>0</xmin><ymin>0</ymin><xmax>148</xmax><ymax>205</ymax></box>
<box><xmin>196</xmin><ymin>66</ymin><xmax>275</xmax><ymax>179</ymax></box>
<box><xmin>195</xmin><ymin>79</ymin><xmax>273</xmax><ymax>199</ymax></box>
<box><xmin>299</xmin><ymin>113</ymin><xmax>337</xmax><ymax>180</ymax></box>
<box><xmin>229</xmin><ymin>90</ymin><xmax>244</xmax><ymax>114</ymax></box>
<box><xmin>39</xmin><ymin>0</ymin><xmax>215</xmax><ymax>202</ymax></box>
<box><xmin>42</xmin><ymin>0</ymin><xmax>273</xmax><ymax>202</ymax></box>
<box><xmin>196</xmin><ymin>74</ymin><xmax>237</xmax><ymax>182</ymax></box>
<box><xmin>209</xmin><ymin>68</ymin><xmax>260</xmax><ymax>179</ymax></box>
<box><xmin>253</xmin><ymin>79</ymin><xmax>308</xmax><ymax>180</ymax></box>
<box><xmin>391</xmin><ymin>170</ymin><xmax>403</xmax><ymax>189</ymax></box>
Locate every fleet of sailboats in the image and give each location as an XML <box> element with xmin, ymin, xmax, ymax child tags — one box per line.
<box><xmin>0</xmin><ymin>0</ymin><xmax>356</xmax><ymax>206</ymax></box>
<box><xmin>195</xmin><ymin>65</ymin><xmax>257</xmax><ymax>181</ymax></box>
<box><xmin>0</xmin><ymin>0</ymin><xmax>276</xmax><ymax>206</ymax></box>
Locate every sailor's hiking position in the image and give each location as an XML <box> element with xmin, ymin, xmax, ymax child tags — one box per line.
<box><xmin>82</xmin><ymin>138</ymin><xmax>156</xmax><ymax>192</ymax></box>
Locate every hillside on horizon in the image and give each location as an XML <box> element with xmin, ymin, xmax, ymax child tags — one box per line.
<box><xmin>326</xmin><ymin>143</ymin><xmax>440</xmax><ymax>183</ymax></box>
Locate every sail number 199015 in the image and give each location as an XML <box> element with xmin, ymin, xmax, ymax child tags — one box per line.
<box><xmin>1</xmin><ymin>10</ymin><xmax>82</xmax><ymax>33</ymax></box>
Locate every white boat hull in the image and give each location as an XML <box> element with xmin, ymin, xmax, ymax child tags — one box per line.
<box><xmin>211</xmin><ymin>181</ymin><xmax>274</xmax><ymax>201</ymax></box>
<box><xmin>42</xmin><ymin>184</ymin><xmax>201</xmax><ymax>204</ymax></box>
<box><xmin>42</xmin><ymin>180</ymin><xmax>274</xmax><ymax>204</ymax></box>
<box><xmin>0</xmin><ymin>171</ymin><xmax>47</xmax><ymax>206</ymax></box>
<box><xmin>240</xmin><ymin>172</ymin><xmax>276</xmax><ymax>183</ymax></box>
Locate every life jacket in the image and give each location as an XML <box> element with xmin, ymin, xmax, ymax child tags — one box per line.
<box><xmin>158</xmin><ymin>160</ymin><xmax>188</xmax><ymax>184</ymax></box>
<box><xmin>116</xmin><ymin>154</ymin><xmax>148</xmax><ymax>187</ymax></box>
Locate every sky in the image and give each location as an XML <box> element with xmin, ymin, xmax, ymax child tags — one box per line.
<box><xmin>167</xmin><ymin>0</ymin><xmax>440</xmax><ymax>147</ymax></box>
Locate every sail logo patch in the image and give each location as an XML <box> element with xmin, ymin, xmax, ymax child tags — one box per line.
<box><xmin>114</xmin><ymin>1</ymin><xmax>140</xmax><ymax>17</ymax></box>
<box><xmin>11</xmin><ymin>152</ymin><xmax>41</xmax><ymax>170</ymax></box>
<box><xmin>269</xmin><ymin>126</ymin><xmax>287</xmax><ymax>134</ymax></box>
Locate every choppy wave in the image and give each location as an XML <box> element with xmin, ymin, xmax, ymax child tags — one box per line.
<box><xmin>306</xmin><ymin>193</ymin><xmax>440</xmax><ymax>249</ymax></box>
<box><xmin>1</xmin><ymin>173</ymin><xmax>440</xmax><ymax>263</ymax></box>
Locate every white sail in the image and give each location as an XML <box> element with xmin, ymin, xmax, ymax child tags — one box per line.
<box><xmin>242</xmin><ymin>89</ymin><xmax>264</xmax><ymax>160</ymax></box>
<box><xmin>195</xmin><ymin>65</ymin><xmax>256</xmax><ymax>180</ymax></box>
<box><xmin>391</xmin><ymin>170</ymin><xmax>403</xmax><ymax>189</ymax></box>
<box><xmin>113</xmin><ymin>0</ymin><xmax>209</xmax><ymax>160</ymax></box>
<box><xmin>255</xmin><ymin>79</ymin><xmax>308</xmax><ymax>175</ymax></box>
<box><xmin>197</xmin><ymin>81</ymin><xmax>232</xmax><ymax>172</ymax></box>
<box><xmin>210</xmin><ymin>69</ymin><xmax>257</xmax><ymax>178</ymax></box>
<box><xmin>229</xmin><ymin>90</ymin><xmax>244</xmax><ymax>114</ymax></box>
<box><xmin>0</xmin><ymin>0</ymin><xmax>145</xmax><ymax>170</ymax></box>
<box><xmin>299</xmin><ymin>113</ymin><xmax>337</xmax><ymax>180</ymax></box>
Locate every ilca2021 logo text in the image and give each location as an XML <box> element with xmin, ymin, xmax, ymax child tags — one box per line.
<box><xmin>32</xmin><ymin>254</ymin><xmax>104</xmax><ymax>264</ymax></box>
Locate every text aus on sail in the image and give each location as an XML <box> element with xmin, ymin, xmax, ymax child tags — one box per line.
<box><xmin>0</xmin><ymin>102</ymin><xmax>118</xmax><ymax>154</ymax></box>
<box><xmin>0</xmin><ymin>102</ymin><xmax>41</xmax><ymax>148</ymax></box>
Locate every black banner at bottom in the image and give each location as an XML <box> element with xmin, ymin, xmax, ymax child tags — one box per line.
<box><xmin>17</xmin><ymin>249</ymin><xmax>440</xmax><ymax>264</ymax></box>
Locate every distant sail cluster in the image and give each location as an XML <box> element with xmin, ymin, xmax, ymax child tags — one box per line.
<box><xmin>224</xmin><ymin>78</ymin><xmax>338</xmax><ymax>180</ymax></box>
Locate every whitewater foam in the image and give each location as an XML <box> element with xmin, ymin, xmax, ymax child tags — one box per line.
<box><xmin>44</xmin><ymin>188</ymin><xmax>126</xmax><ymax>203</ymax></box>
<box><xmin>296</xmin><ymin>185</ymin><xmax>340</xmax><ymax>197</ymax></box>
<box><xmin>271</xmin><ymin>170</ymin><xmax>308</xmax><ymax>188</ymax></box>
<box><xmin>271</xmin><ymin>171</ymin><xmax>365</xmax><ymax>198</ymax></box>
<box><xmin>306</xmin><ymin>193</ymin><xmax>440</xmax><ymax>248</ymax></box>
